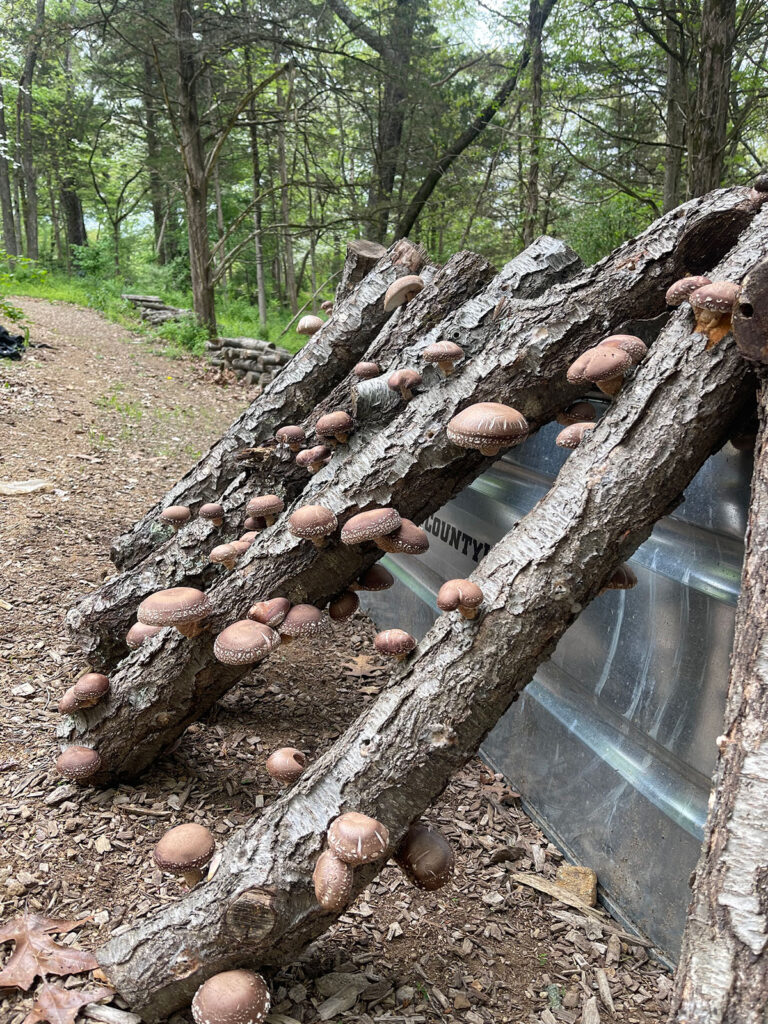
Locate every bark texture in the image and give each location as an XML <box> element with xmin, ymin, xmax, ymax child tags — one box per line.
<box><xmin>60</xmin><ymin>188</ymin><xmax>762</xmax><ymax>780</ymax></box>
<box><xmin>334</xmin><ymin>239</ymin><xmax>387</xmax><ymax>302</ymax></box>
<box><xmin>107</xmin><ymin>239</ymin><xmax>425</xmax><ymax>572</ymax></box>
<box><xmin>97</xmin><ymin>205</ymin><xmax>768</xmax><ymax>1022</ymax></box>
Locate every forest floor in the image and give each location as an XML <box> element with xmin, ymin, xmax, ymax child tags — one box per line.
<box><xmin>0</xmin><ymin>298</ymin><xmax>671</xmax><ymax>1024</ymax></box>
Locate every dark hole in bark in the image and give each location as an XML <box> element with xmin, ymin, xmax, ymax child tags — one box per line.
<box><xmin>739</xmin><ymin>301</ymin><xmax>754</xmax><ymax>318</ymax></box>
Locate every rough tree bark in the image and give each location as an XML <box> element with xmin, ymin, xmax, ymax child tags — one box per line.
<box><xmin>97</xmin><ymin>206</ymin><xmax>768</xmax><ymax>1021</ymax></box>
<box><xmin>107</xmin><ymin>239</ymin><xmax>425</xmax><ymax>573</ymax></box>
<box><xmin>334</xmin><ymin>239</ymin><xmax>387</xmax><ymax>302</ymax></box>
<box><xmin>60</xmin><ymin>188</ymin><xmax>763</xmax><ymax>779</ymax></box>
<box><xmin>668</xmin><ymin>257</ymin><xmax>768</xmax><ymax>1023</ymax></box>
<box><xmin>0</xmin><ymin>79</ymin><xmax>19</xmax><ymax>257</ymax></box>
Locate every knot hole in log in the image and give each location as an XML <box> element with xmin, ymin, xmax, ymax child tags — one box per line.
<box><xmin>225</xmin><ymin>887</ymin><xmax>278</xmax><ymax>942</ymax></box>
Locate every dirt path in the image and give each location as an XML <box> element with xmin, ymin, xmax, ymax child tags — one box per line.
<box><xmin>0</xmin><ymin>299</ymin><xmax>670</xmax><ymax>1024</ymax></box>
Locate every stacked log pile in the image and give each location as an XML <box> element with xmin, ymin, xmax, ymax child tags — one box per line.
<box><xmin>206</xmin><ymin>335</ymin><xmax>293</xmax><ymax>386</ymax></box>
<box><xmin>121</xmin><ymin>293</ymin><xmax>192</xmax><ymax>326</ymax></box>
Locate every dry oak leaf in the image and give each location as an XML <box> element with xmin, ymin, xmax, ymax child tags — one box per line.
<box><xmin>341</xmin><ymin>654</ymin><xmax>386</xmax><ymax>679</ymax></box>
<box><xmin>0</xmin><ymin>915</ymin><xmax>98</xmax><ymax>990</ymax></box>
<box><xmin>22</xmin><ymin>982</ymin><xmax>113</xmax><ymax>1024</ymax></box>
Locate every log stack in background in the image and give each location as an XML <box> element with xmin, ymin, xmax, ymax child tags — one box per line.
<box><xmin>206</xmin><ymin>335</ymin><xmax>293</xmax><ymax>386</ymax></box>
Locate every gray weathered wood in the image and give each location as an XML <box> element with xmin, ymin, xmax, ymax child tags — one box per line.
<box><xmin>335</xmin><ymin>239</ymin><xmax>387</xmax><ymax>303</ymax></box>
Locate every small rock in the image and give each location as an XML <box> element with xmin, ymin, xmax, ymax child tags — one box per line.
<box><xmin>453</xmin><ymin>992</ymin><xmax>471</xmax><ymax>1010</ymax></box>
<box><xmin>94</xmin><ymin>836</ymin><xmax>112</xmax><ymax>854</ymax></box>
<box><xmin>555</xmin><ymin>864</ymin><xmax>598</xmax><ymax>906</ymax></box>
<box><xmin>395</xmin><ymin>985</ymin><xmax>414</xmax><ymax>1006</ymax></box>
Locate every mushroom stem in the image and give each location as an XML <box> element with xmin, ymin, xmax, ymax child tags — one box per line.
<box><xmin>334</xmin><ymin>431</ymin><xmax>349</xmax><ymax>444</ymax></box>
<box><xmin>398</xmin><ymin>386</ymin><xmax>413</xmax><ymax>401</ymax></box>
<box><xmin>596</xmin><ymin>375</ymin><xmax>624</xmax><ymax>397</ymax></box>
<box><xmin>437</xmin><ymin>360</ymin><xmax>455</xmax><ymax>376</ymax></box>
<box><xmin>264</xmin><ymin>514</ymin><xmax>277</xmax><ymax>527</ymax></box>
<box><xmin>280</xmin><ymin>634</ymin><xmax>293</xmax><ymax>645</ymax></box>
<box><xmin>177</xmin><ymin>621</ymin><xmax>207</xmax><ymax>639</ymax></box>
<box><xmin>288</xmin><ymin>441</ymin><xmax>302</xmax><ymax>453</ymax></box>
<box><xmin>311</xmin><ymin>537</ymin><xmax>328</xmax><ymax>549</ymax></box>
<box><xmin>181</xmin><ymin>868</ymin><xmax>204</xmax><ymax>888</ymax></box>
<box><xmin>479</xmin><ymin>444</ymin><xmax>501</xmax><ymax>457</ymax></box>
<box><xmin>211</xmin><ymin>517</ymin><xmax>223</xmax><ymax>527</ymax></box>
<box><xmin>459</xmin><ymin>606</ymin><xmax>479</xmax><ymax>620</ymax></box>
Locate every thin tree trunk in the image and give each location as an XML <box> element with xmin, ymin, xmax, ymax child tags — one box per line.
<box><xmin>663</xmin><ymin>10</ymin><xmax>687</xmax><ymax>212</ymax></box>
<box><xmin>17</xmin><ymin>0</ymin><xmax>46</xmax><ymax>260</ymax></box>
<box><xmin>244</xmin><ymin>47</ymin><xmax>267</xmax><ymax>327</ymax></box>
<box><xmin>59</xmin><ymin>177</ymin><xmax>88</xmax><ymax>254</ymax></box>
<box><xmin>213</xmin><ymin>162</ymin><xmax>227</xmax><ymax>294</ymax></box>
<box><xmin>0</xmin><ymin>80</ymin><xmax>19</xmax><ymax>257</ymax></box>
<box><xmin>142</xmin><ymin>40</ymin><xmax>168</xmax><ymax>265</ymax></box>
<box><xmin>523</xmin><ymin>0</ymin><xmax>544</xmax><ymax>245</ymax></box>
<box><xmin>276</xmin><ymin>73</ymin><xmax>297</xmax><ymax>313</ymax></box>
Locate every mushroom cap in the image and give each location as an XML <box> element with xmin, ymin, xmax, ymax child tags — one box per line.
<box><xmin>321</xmin><ymin>300</ymin><xmax>334</xmax><ymax>312</ymax></box>
<box><xmin>327</xmin><ymin>811</ymin><xmax>390</xmax><ymax>865</ymax></box>
<box><xmin>243</xmin><ymin>516</ymin><xmax>266</xmax><ymax>532</ymax></box>
<box><xmin>213</xmin><ymin>620</ymin><xmax>280</xmax><ymax>665</ymax></box>
<box><xmin>191</xmin><ymin>970</ymin><xmax>270</xmax><ymax>1024</ymax></box>
<box><xmin>437</xmin><ymin>579</ymin><xmax>483</xmax><ymax>613</ymax></box>
<box><xmin>383</xmin><ymin>275</ymin><xmax>424</xmax><ymax>313</ymax></box>
<box><xmin>239</xmin><ymin>531</ymin><xmax>257</xmax><ymax>544</ymax></box>
<box><xmin>210</xmin><ymin>543</ymin><xmax>240</xmax><ymax>566</ymax></box>
<box><xmin>341</xmin><ymin>508</ymin><xmax>402</xmax><ymax>544</ymax></box>
<box><xmin>297</xmin><ymin>315</ymin><xmax>324</xmax><ymax>335</ymax></box>
<box><xmin>137</xmin><ymin>587</ymin><xmax>211</xmax><ymax>627</ymax></box>
<box><xmin>688</xmin><ymin>281</ymin><xmax>741</xmax><ymax>313</ymax></box>
<box><xmin>199</xmin><ymin>502</ymin><xmax>225</xmax><ymax>522</ymax></box>
<box><xmin>315</xmin><ymin>410</ymin><xmax>354</xmax><ymax>439</ymax></box>
<box><xmin>387</xmin><ymin>368</ymin><xmax>422</xmax><ymax>392</ymax></box>
<box><xmin>566</xmin><ymin>346</ymin><xmax>632</xmax><ymax>386</ymax></box>
<box><xmin>604</xmin><ymin>563</ymin><xmax>638</xmax><ymax>590</ymax></box>
<box><xmin>395</xmin><ymin>821</ymin><xmax>455</xmax><ymax>890</ymax></box>
<box><xmin>665</xmin><ymin>276</ymin><xmax>712</xmax><ymax>306</ymax></box>
<box><xmin>555</xmin><ymin>401</ymin><xmax>596</xmax><ymax>427</ymax></box>
<box><xmin>374</xmin><ymin>628</ymin><xmax>416</xmax><ymax>656</ymax></box>
<box><xmin>289</xmin><ymin>504</ymin><xmax>338</xmax><ymax>539</ymax></box>
<box><xmin>246</xmin><ymin>494</ymin><xmax>284</xmax><ymax>518</ymax></box>
<box><xmin>57</xmin><ymin>687</ymin><xmax>82</xmax><ymax>715</ymax></box>
<box><xmin>160</xmin><ymin>505</ymin><xmax>191</xmax><ymax>526</ymax></box>
<box><xmin>280</xmin><ymin>604</ymin><xmax>326</xmax><ymax>639</ymax></box>
<box><xmin>59</xmin><ymin>672</ymin><xmax>110</xmax><ymax>713</ymax></box>
<box><xmin>328</xmin><ymin>590</ymin><xmax>359</xmax><ymax>621</ymax></box>
<box><xmin>598</xmin><ymin>334</ymin><xmax>648</xmax><ymax>365</ymax></box>
<box><xmin>56</xmin><ymin>746</ymin><xmax>102</xmax><ymax>782</ymax></box>
<box><xmin>276</xmin><ymin>425</ymin><xmax>306</xmax><ymax>446</ymax></box>
<box><xmin>357</xmin><ymin>564</ymin><xmax>395</xmax><ymax>591</ymax></box>
<box><xmin>296</xmin><ymin>445</ymin><xmax>332</xmax><ymax>469</ymax></box>
<box><xmin>422</xmin><ymin>341</ymin><xmax>463</xmax><ymax>365</ymax></box>
<box><xmin>266</xmin><ymin>747</ymin><xmax>307</xmax><ymax>785</ymax></box>
<box><xmin>353</xmin><ymin>361</ymin><xmax>381</xmax><ymax>380</ymax></box>
<box><xmin>556</xmin><ymin>421</ymin><xmax>596</xmax><ymax>449</ymax></box>
<box><xmin>126</xmin><ymin>622</ymin><xmax>163</xmax><ymax>649</ymax></box>
<box><xmin>247</xmin><ymin>597</ymin><xmax>291</xmax><ymax>628</ymax></box>
<box><xmin>376</xmin><ymin>518</ymin><xmax>429</xmax><ymax>554</ymax></box>
<box><xmin>154</xmin><ymin>823</ymin><xmax>215</xmax><ymax>875</ymax></box>
<box><xmin>447</xmin><ymin>402</ymin><xmax>529</xmax><ymax>450</ymax></box>
<box><xmin>313</xmin><ymin>850</ymin><xmax>354</xmax><ymax>911</ymax></box>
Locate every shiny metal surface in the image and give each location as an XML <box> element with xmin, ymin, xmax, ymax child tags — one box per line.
<box><xmin>360</xmin><ymin>410</ymin><xmax>751</xmax><ymax>962</ymax></box>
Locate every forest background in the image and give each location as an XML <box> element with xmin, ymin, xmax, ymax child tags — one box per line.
<box><xmin>0</xmin><ymin>0</ymin><xmax>766</xmax><ymax>353</ymax></box>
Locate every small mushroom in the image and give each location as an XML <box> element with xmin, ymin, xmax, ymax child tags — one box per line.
<box><xmin>246</xmin><ymin>494</ymin><xmax>284</xmax><ymax>526</ymax></box>
<box><xmin>395</xmin><ymin>821</ymin><xmax>455</xmax><ymax>891</ymax></box>
<box><xmin>198</xmin><ymin>502</ymin><xmax>225</xmax><ymax>527</ymax></box>
<box><xmin>328</xmin><ymin>590</ymin><xmax>359</xmax><ymax>621</ymax></box>
<box><xmin>556</xmin><ymin>421</ymin><xmax>596</xmax><ymax>449</ymax></box>
<box><xmin>375</xmin><ymin>518</ymin><xmax>429</xmax><ymax>555</ymax></box>
<box><xmin>57</xmin><ymin>673</ymin><xmax>110</xmax><ymax>714</ymax></box>
<box><xmin>279</xmin><ymin>604</ymin><xmax>326</xmax><ymax>645</ymax></box>
<box><xmin>243</xmin><ymin>515</ymin><xmax>266</xmax><ymax>532</ymax></box>
<box><xmin>289</xmin><ymin>505</ymin><xmax>338</xmax><ymax>548</ymax></box>
<box><xmin>313</xmin><ymin>850</ymin><xmax>354</xmax><ymax>912</ymax></box>
<box><xmin>266</xmin><ymin>747</ymin><xmax>307</xmax><ymax>786</ymax></box>
<box><xmin>341</xmin><ymin>508</ymin><xmax>401</xmax><ymax>545</ymax></box>
<box><xmin>374</xmin><ymin>628</ymin><xmax>416</xmax><ymax>660</ymax></box>
<box><xmin>210</xmin><ymin>542</ymin><xmax>244</xmax><ymax>571</ymax></box>
<box><xmin>437</xmin><ymin>579</ymin><xmax>483</xmax><ymax>619</ymax></box>
<box><xmin>297</xmin><ymin>315</ymin><xmax>324</xmax><ymax>335</ymax></box>
<box><xmin>422</xmin><ymin>341</ymin><xmax>464</xmax><ymax>376</ymax></box>
<box><xmin>388</xmin><ymin>368</ymin><xmax>422</xmax><ymax>402</ymax></box>
<box><xmin>296</xmin><ymin>445</ymin><xmax>332</xmax><ymax>474</ymax></box>
<box><xmin>315</xmin><ymin>410</ymin><xmax>354</xmax><ymax>445</ymax></box>
<box><xmin>353</xmin><ymin>361</ymin><xmax>381</xmax><ymax>380</ymax></box>
<box><xmin>137</xmin><ymin>587</ymin><xmax>211</xmax><ymax>638</ymax></box>
<box><xmin>556</xmin><ymin>401</ymin><xmax>596</xmax><ymax>427</ymax></box>
<box><xmin>665</xmin><ymin>276</ymin><xmax>712</xmax><ymax>306</ymax></box>
<box><xmin>688</xmin><ymin>281</ymin><xmax>742</xmax><ymax>348</ymax></box>
<box><xmin>276</xmin><ymin>425</ymin><xmax>306</xmax><ymax>452</ymax></box>
<box><xmin>213</xmin><ymin>620</ymin><xmax>280</xmax><ymax>665</ymax></box>
<box><xmin>248</xmin><ymin>597</ymin><xmax>291</xmax><ymax>628</ymax></box>
<box><xmin>126</xmin><ymin>622</ymin><xmax>163</xmax><ymax>649</ymax></box>
<box><xmin>353</xmin><ymin>564</ymin><xmax>395</xmax><ymax>591</ymax></box>
<box><xmin>159</xmin><ymin>505</ymin><xmax>191</xmax><ymax>532</ymax></box>
<box><xmin>567</xmin><ymin>346</ymin><xmax>632</xmax><ymax>397</ymax></box>
<box><xmin>384</xmin><ymin>275</ymin><xmax>424</xmax><ymax>313</ymax></box>
<box><xmin>597</xmin><ymin>334</ymin><xmax>647</xmax><ymax>365</ymax></box>
<box><xmin>328</xmin><ymin>811</ymin><xmax>390</xmax><ymax>865</ymax></box>
<box><xmin>601</xmin><ymin>563</ymin><xmax>638</xmax><ymax>593</ymax></box>
<box><xmin>447</xmin><ymin>402</ymin><xmax>529</xmax><ymax>456</ymax></box>
<box><xmin>239</xmin><ymin>531</ymin><xmax>257</xmax><ymax>544</ymax></box>
<box><xmin>55</xmin><ymin>746</ymin><xmax>102</xmax><ymax>784</ymax></box>
<box><xmin>154</xmin><ymin>823</ymin><xmax>215</xmax><ymax>888</ymax></box>
<box><xmin>321</xmin><ymin>299</ymin><xmax>334</xmax><ymax>313</ymax></box>
<box><xmin>191</xmin><ymin>970</ymin><xmax>270</xmax><ymax>1024</ymax></box>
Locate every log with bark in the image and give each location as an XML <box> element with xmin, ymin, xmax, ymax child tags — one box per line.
<box><xmin>108</xmin><ymin>238</ymin><xmax>425</xmax><ymax>572</ymax></box>
<box><xmin>669</xmin><ymin>257</ymin><xmax>768</xmax><ymax>1024</ymax></box>
<box><xmin>96</xmin><ymin>205</ymin><xmax>768</xmax><ymax>1022</ymax></box>
<box><xmin>59</xmin><ymin>187</ymin><xmax>765</xmax><ymax>779</ymax></box>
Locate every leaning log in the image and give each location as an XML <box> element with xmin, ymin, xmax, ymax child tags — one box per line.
<box><xmin>335</xmin><ymin>239</ymin><xmax>387</xmax><ymax>302</ymax></box>
<box><xmin>109</xmin><ymin>238</ymin><xmax>426</xmax><ymax>571</ymax></box>
<box><xmin>669</xmin><ymin>259</ymin><xmax>768</xmax><ymax>1024</ymax></box>
<box><xmin>97</xmin><ymin>207</ymin><xmax>768</xmax><ymax>1021</ymax></box>
<box><xmin>59</xmin><ymin>188</ymin><xmax>766</xmax><ymax>777</ymax></box>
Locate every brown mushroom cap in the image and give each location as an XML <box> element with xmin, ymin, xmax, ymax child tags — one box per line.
<box><xmin>296</xmin><ymin>445</ymin><xmax>332</xmax><ymax>473</ymax></box>
<box><xmin>422</xmin><ymin>341</ymin><xmax>464</xmax><ymax>373</ymax></box>
<box><xmin>321</xmin><ymin>299</ymin><xmax>334</xmax><ymax>312</ymax></box>
<box><xmin>353</xmin><ymin>361</ymin><xmax>381</xmax><ymax>380</ymax></box>
<box><xmin>58</xmin><ymin>672</ymin><xmax>110</xmax><ymax>714</ymax></box>
<box><xmin>244</xmin><ymin>516</ymin><xmax>266</xmax><ymax>532</ymax></box>
<box><xmin>239</xmin><ymin>531</ymin><xmax>257</xmax><ymax>545</ymax></box>
<box><xmin>160</xmin><ymin>505</ymin><xmax>191</xmax><ymax>528</ymax></box>
<box><xmin>315</xmin><ymin>410</ymin><xmax>354</xmax><ymax>443</ymax></box>
<box><xmin>556</xmin><ymin>421</ymin><xmax>596</xmax><ymax>449</ymax></box>
<box><xmin>598</xmin><ymin>334</ymin><xmax>648</xmax><ymax>365</ymax></box>
<box><xmin>374</xmin><ymin>628</ymin><xmax>416</xmax><ymax>658</ymax></box>
<box><xmin>126</xmin><ymin>622</ymin><xmax>163</xmax><ymax>649</ymax></box>
<box><xmin>209</xmin><ymin>543</ymin><xmax>241</xmax><ymax>570</ymax></box>
<box><xmin>313</xmin><ymin>850</ymin><xmax>354</xmax><ymax>912</ymax></box>
<box><xmin>395</xmin><ymin>821</ymin><xmax>455</xmax><ymax>891</ymax></box>
<box><xmin>447</xmin><ymin>402</ymin><xmax>529</xmax><ymax>456</ymax></box>
<box><xmin>55</xmin><ymin>746</ymin><xmax>102</xmax><ymax>783</ymax></box>
<box><xmin>387</xmin><ymin>368</ymin><xmax>422</xmax><ymax>400</ymax></box>
<box><xmin>556</xmin><ymin>401</ymin><xmax>596</xmax><ymax>427</ymax></box>
<box><xmin>279</xmin><ymin>604</ymin><xmax>326</xmax><ymax>641</ymax></box>
<box><xmin>437</xmin><ymin>579</ymin><xmax>483</xmax><ymax>616</ymax></box>
<box><xmin>191</xmin><ymin>970</ymin><xmax>270</xmax><ymax>1024</ymax></box>
<box><xmin>289</xmin><ymin>504</ymin><xmax>338</xmax><ymax>544</ymax></box>
<box><xmin>383</xmin><ymin>275</ymin><xmax>424</xmax><ymax>313</ymax></box>
<box><xmin>328</xmin><ymin>811</ymin><xmax>390</xmax><ymax>865</ymax></box>
<box><xmin>276</xmin><ymin>425</ymin><xmax>306</xmax><ymax>451</ymax></box>
<box><xmin>246</xmin><ymin>494</ymin><xmax>284</xmax><ymax>520</ymax></box>
<box><xmin>355</xmin><ymin>564</ymin><xmax>395</xmax><ymax>591</ymax></box>
<box><xmin>213</xmin><ymin>620</ymin><xmax>280</xmax><ymax>665</ymax></box>
<box><xmin>297</xmin><ymin>314</ymin><xmax>324</xmax><ymax>335</ymax></box>
<box><xmin>688</xmin><ymin>281</ymin><xmax>741</xmax><ymax>313</ymax></box>
<box><xmin>154</xmin><ymin>823</ymin><xmax>215</xmax><ymax>878</ymax></box>
<box><xmin>199</xmin><ymin>502</ymin><xmax>225</xmax><ymax>524</ymax></box>
<box><xmin>328</xmin><ymin>590</ymin><xmax>360</xmax><ymax>621</ymax></box>
<box><xmin>266</xmin><ymin>747</ymin><xmax>307</xmax><ymax>786</ymax></box>
<box><xmin>375</xmin><ymin>518</ymin><xmax>429</xmax><ymax>555</ymax></box>
<box><xmin>341</xmin><ymin>508</ymin><xmax>401</xmax><ymax>544</ymax></box>
<box><xmin>567</xmin><ymin>346</ymin><xmax>632</xmax><ymax>386</ymax></box>
<box><xmin>247</xmin><ymin>597</ymin><xmax>291</xmax><ymax>628</ymax></box>
<box><xmin>137</xmin><ymin>587</ymin><xmax>211</xmax><ymax>635</ymax></box>
<box><xmin>665</xmin><ymin>276</ymin><xmax>712</xmax><ymax>306</ymax></box>
<box><xmin>603</xmin><ymin>563</ymin><xmax>638</xmax><ymax>590</ymax></box>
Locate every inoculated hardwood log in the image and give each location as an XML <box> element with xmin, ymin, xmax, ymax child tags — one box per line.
<box><xmin>334</xmin><ymin>238</ymin><xmax>387</xmax><ymax>302</ymax></box>
<box><xmin>59</xmin><ymin>189</ymin><xmax>765</xmax><ymax>776</ymax></box>
<box><xmin>669</xmin><ymin>261</ymin><xmax>768</xmax><ymax>1024</ymax></box>
<box><xmin>97</xmin><ymin>207</ymin><xmax>768</xmax><ymax>1022</ymax></box>
<box><xmin>109</xmin><ymin>238</ymin><xmax>425</xmax><ymax>571</ymax></box>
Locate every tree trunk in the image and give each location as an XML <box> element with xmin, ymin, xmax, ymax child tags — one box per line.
<box><xmin>59</xmin><ymin>177</ymin><xmax>88</xmax><ymax>252</ymax></box>
<box><xmin>17</xmin><ymin>0</ymin><xmax>46</xmax><ymax>260</ymax></box>
<box><xmin>668</xmin><ymin>258</ymin><xmax>768</xmax><ymax>1023</ymax></box>
<box><xmin>96</xmin><ymin>205</ymin><xmax>768</xmax><ymax>1021</ymax></box>
<box><xmin>244</xmin><ymin>48</ymin><xmax>268</xmax><ymax>327</ymax></box>
<box><xmin>276</xmin><ymin>73</ymin><xmax>297</xmax><ymax>314</ymax></box>
<box><xmin>142</xmin><ymin>42</ymin><xmax>169</xmax><ymax>266</ymax></box>
<box><xmin>60</xmin><ymin>188</ymin><xmax>762</xmax><ymax>777</ymax></box>
<box><xmin>663</xmin><ymin>11</ymin><xmax>687</xmax><ymax>213</ymax></box>
<box><xmin>0</xmin><ymin>79</ymin><xmax>19</xmax><ymax>257</ymax></box>
<box><xmin>522</xmin><ymin>0</ymin><xmax>544</xmax><ymax>246</ymax></box>
<box><xmin>334</xmin><ymin>239</ymin><xmax>387</xmax><ymax>301</ymax></box>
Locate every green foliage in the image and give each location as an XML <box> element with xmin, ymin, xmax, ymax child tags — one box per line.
<box><xmin>71</xmin><ymin>240</ymin><xmax>115</xmax><ymax>278</ymax></box>
<box><xmin>148</xmin><ymin>317</ymin><xmax>209</xmax><ymax>357</ymax></box>
<box><xmin>0</xmin><ymin>249</ymin><xmax>47</xmax><ymax>335</ymax></box>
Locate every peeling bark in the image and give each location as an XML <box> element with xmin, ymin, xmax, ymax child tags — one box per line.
<box><xmin>97</xmin><ymin>205</ymin><xmax>768</xmax><ymax>1023</ymax></box>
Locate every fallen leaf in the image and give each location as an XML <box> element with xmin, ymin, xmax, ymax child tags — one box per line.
<box><xmin>0</xmin><ymin>915</ymin><xmax>98</xmax><ymax>990</ymax></box>
<box><xmin>341</xmin><ymin>655</ymin><xmax>386</xmax><ymax>679</ymax></box>
<box><xmin>22</xmin><ymin>982</ymin><xmax>112</xmax><ymax>1024</ymax></box>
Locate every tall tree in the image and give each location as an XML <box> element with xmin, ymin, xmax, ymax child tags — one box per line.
<box><xmin>16</xmin><ymin>0</ymin><xmax>46</xmax><ymax>259</ymax></box>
